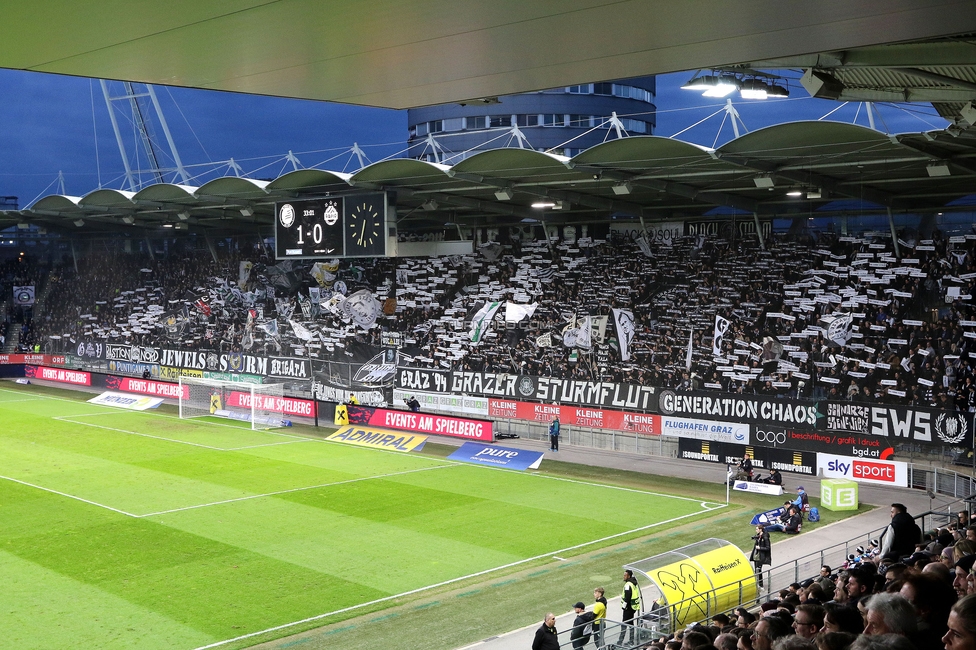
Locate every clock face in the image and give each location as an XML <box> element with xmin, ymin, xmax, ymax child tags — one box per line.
<box><xmin>344</xmin><ymin>194</ymin><xmax>386</xmax><ymax>257</ymax></box>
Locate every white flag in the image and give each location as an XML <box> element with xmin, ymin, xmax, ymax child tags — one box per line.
<box><xmin>685</xmin><ymin>328</ymin><xmax>694</xmax><ymax>372</ymax></box>
<box><xmin>505</xmin><ymin>301</ymin><xmax>538</xmax><ymax>323</ymax></box>
<box><xmin>576</xmin><ymin>316</ymin><xmax>593</xmax><ymax>350</ymax></box>
<box><xmin>289</xmin><ymin>319</ymin><xmax>314</xmax><ymax>342</ymax></box>
<box><xmin>612</xmin><ymin>308</ymin><xmax>635</xmax><ymax>362</ymax></box>
<box><xmin>713</xmin><ymin>315</ymin><xmax>730</xmax><ymax>356</ymax></box>
<box><xmin>469</xmin><ymin>301</ymin><xmax>502</xmax><ymax>343</ymax></box>
<box><xmin>536</xmin><ymin>332</ymin><xmax>553</xmax><ymax>348</ymax></box>
<box><xmin>260</xmin><ymin>320</ymin><xmax>280</xmax><ymax>339</ymax></box>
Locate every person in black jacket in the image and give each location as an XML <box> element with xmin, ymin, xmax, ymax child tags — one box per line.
<box><xmin>532</xmin><ymin>613</ymin><xmax>559</xmax><ymax>650</ymax></box>
<box><xmin>570</xmin><ymin>602</ymin><xmax>596</xmax><ymax>650</ymax></box>
<box><xmin>751</xmin><ymin>524</ymin><xmax>772</xmax><ymax>589</ymax></box>
<box><xmin>881</xmin><ymin>503</ymin><xmax>921</xmax><ymax>559</ymax></box>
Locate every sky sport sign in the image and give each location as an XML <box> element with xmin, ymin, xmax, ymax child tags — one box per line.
<box><xmin>816</xmin><ymin>453</ymin><xmax>908</xmax><ymax>487</ymax></box>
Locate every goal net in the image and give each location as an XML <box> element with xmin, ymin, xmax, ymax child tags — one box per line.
<box><xmin>178</xmin><ymin>377</ymin><xmax>290</xmax><ymax>430</ymax></box>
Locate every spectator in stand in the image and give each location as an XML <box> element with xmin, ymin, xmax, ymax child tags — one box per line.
<box><xmin>861</xmin><ymin>593</ymin><xmax>917</xmax><ymax>640</ymax></box>
<box><xmin>944</xmin><ymin>594</ymin><xmax>976</xmax><ymax>650</ymax></box>
<box><xmin>880</xmin><ymin>503</ymin><xmax>921</xmax><ymax>560</ymax></box>
<box><xmin>750</xmin><ymin>616</ymin><xmax>791</xmax><ymax>650</ymax></box>
<box><xmin>823</xmin><ymin>603</ymin><xmax>863</xmax><ymax>635</ymax></box>
<box><xmin>954</xmin><ymin>554</ymin><xmax>976</xmax><ymax>599</ymax></box>
<box><xmin>791</xmin><ymin>604</ymin><xmax>824</xmax><ymax>640</ymax></box>
<box><xmin>815</xmin><ymin>632</ymin><xmax>857</xmax><ymax>650</ymax></box>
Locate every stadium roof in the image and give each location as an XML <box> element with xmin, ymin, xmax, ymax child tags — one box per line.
<box><xmin>6</xmin><ymin>120</ymin><xmax>976</xmax><ymax>237</ymax></box>
<box><xmin>3</xmin><ymin>1</ymin><xmax>976</xmax><ymax>110</ymax></box>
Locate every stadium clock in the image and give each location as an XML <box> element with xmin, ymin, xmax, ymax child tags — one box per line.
<box><xmin>343</xmin><ymin>194</ymin><xmax>387</xmax><ymax>257</ymax></box>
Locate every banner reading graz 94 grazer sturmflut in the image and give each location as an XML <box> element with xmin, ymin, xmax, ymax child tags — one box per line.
<box><xmin>397</xmin><ymin>369</ymin><xmax>658</xmax><ymax>411</ymax></box>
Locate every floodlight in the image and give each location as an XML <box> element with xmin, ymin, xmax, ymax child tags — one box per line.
<box><xmin>753</xmin><ymin>174</ymin><xmax>775</xmax><ymax>189</ymax></box>
<box><xmin>767</xmin><ymin>84</ymin><xmax>790</xmax><ymax>98</ymax></box>
<box><xmin>786</xmin><ymin>190</ymin><xmax>804</xmax><ymax>197</ymax></box>
<box><xmin>531</xmin><ymin>201</ymin><xmax>556</xmax><ymax>209</ymax></box>
<box><xmin>421</xmin><ymin>199</ymin><xmax>439</xmax><ymax>211</ymax></box>
<box><xmin>494</xmin><ymin>188</ymin><xmax>514</xmax><ymax>201</ymax></box>
<box><xmin>702</xmin><ymin>76</ymin><xmax>738</xmax><ymax>97</ymax></box>
<box><xmin>612</xmin><ymin>182</ymin><xmax>632</xmax><ymax>195</ymax></box>
<box><xmin>739</xmin><ymin>79</ymin><xmax>769</xmax><ymax>100</ymax></box>
<box><xmin>926</xmin><ymin>163</ymin><xmax>951</xmax><ymax>177</ymax></box>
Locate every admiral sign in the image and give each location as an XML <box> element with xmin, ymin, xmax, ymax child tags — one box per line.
<box><xmin>449</xmin><ymin>371</ymin><xmax>657</xmax><ymax>411</ymax></box>
<box><xmin>659</xmin><ymin>390</ymin><xmax>819</xmax><ymax>427</ymax></box>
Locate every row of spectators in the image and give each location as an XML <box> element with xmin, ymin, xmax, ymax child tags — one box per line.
<box><xmin>25</xmin><ymin>228</ymin><xmax>976</xmax><ymax>411</ymax></box>
<box><xmin>619</xmin><ymin>510</ymin><xmax>976</xmax><ymax>650</ymax></box>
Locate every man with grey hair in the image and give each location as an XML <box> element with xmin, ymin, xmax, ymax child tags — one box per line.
<box><xmin>713</xmin><ymin>632</ymin><xmax>737</xmax><ymax>650</ymax></box>
<box><xmin>862</xmin><ymin>592</ymin><xmax>918</xmax><ymax>637</ymax></box>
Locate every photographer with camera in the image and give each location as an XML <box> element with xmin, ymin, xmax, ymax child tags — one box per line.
<box><xmin>734</xmin><ymin>453</ymin><xmax>754</xmax><ymax>481</ymax></box>
<box><xmin>405</xmin><ymin>396</ymin><xmax>421</xmax><ymax>412</ymax></box>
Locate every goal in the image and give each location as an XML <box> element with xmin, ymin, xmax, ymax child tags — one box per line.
<box><xmin>178</xmin><ymin>377</ymin><xmax>291</xmax><ymax>430</ymax></box>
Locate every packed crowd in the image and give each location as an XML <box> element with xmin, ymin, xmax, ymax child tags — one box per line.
<box><xmin>535</xmin><ymin>508</ymin><xmax>976</xmax><ymax>650</ymax></box>
<box><xmin>20</xmin><ymin>227</ymin><xmax>976</xmax><ymax>411</ymax></box>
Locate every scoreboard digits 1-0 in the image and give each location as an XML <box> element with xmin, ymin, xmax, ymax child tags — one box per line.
<box><xmin>275</xmin><ymin>193</ymin><xmax>388</xmax><ymax>259</ymax></box>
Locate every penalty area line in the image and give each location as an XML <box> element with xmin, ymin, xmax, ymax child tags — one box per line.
<box><xmin>0</xmin><ymin>474</ymin><xmax>139</xmax><ymax>518</ymax></box>
<box><xmin>190</xmin><ymin>502</ymin><xmax>722</xmax><ymax>650</ymax></box>
<box><xmin>138</xmin><ymin>462</ymin><xmax>457</xmax><ymax>518</ymax></box>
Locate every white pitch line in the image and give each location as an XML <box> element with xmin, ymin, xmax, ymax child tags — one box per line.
<box><xmin>223</xmin><ymin>439</ymin><xmax>315</xmax><ymax>451</ymax></box>
<box><xmin>190</xmin><ymin>502</ymin><xmax>723</xmax><ymax>650</ymax></box>
<box><xmin>54</xmin><ymin>417</ymin><xmax>231</xmax><ymax>451</ymax></box>
<box><xmin>138</xmin><ymin>463</ymin><xmax>456</xmax><ymax>517</ymax></box>
<box><xmin>0</xmin><ymin>474</ymin><xmax>139</xmax><ymax>517</ymax></box>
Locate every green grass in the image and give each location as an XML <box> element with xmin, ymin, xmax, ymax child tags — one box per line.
<box><xmin>0</xmin><ymin>383</ymin><xmax>731</xmax><ymax>650</ymax></box>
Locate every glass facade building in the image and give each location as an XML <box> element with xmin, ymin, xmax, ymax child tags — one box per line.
<box><xmin>407</xmin><ymin>76</ymin><xmax>656</xmax><ymax>162</ymax></box>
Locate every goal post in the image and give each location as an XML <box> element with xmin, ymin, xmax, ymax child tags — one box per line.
<box><xmin>178</xmin><ymin>377</ymin><xmax>291</xmax><ymax>430</ymax></box>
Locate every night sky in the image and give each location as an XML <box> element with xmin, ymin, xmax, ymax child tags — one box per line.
<box><xmin>0</xmin><ymin>68</ymin><xmax>951</xmax><ymax>210</ymax></box>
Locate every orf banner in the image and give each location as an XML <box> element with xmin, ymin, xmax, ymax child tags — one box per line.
<box><xmin>345</xmin><ymin>405</ymin><xmax>493</xmax><ymax>442</ymax></box>
<box><xmin>447</xmin><ymin>442</ymin><xmax>543</xmax><ymax>470</ymax></box>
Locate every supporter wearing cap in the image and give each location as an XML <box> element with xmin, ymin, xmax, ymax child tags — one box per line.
<box><xmin>954</xmin><ymin>554</ymin><xmax>976</xmax><ymax>598</ymax></box>
<box><xmin>569</xmin><ymin>601</ymin><xmax>595</xmax><ymax>650</ymax></box>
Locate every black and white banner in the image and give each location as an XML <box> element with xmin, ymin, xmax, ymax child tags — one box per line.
<box><xmin>658</xmin><ymin>389</ymin><xmax>820</xmax><ymax>427</ymax></box>
<box><xmin>395</xmin><ymin>366</ymin><xmax>450</xmax><ymax>393</ymax></box>
<box><xmin>713</xmin><ymin>315</ymin><xmax>729</xmax><ymax>356</ymax></box>
<box><xmin>612</xmin><ymin>308</ymin><xmax>635</xmax><ymax>361</ymax></box>
<box><xmin>157</xmin><ymin>348</ymin><xmax>310</xmax><ymax>379</ymax></box>
<box><xmin>449</xmin><ymin>371</ymin><xmax>657</xmax><ymax>411</ymax></box>
<box><xmin>824</xmin><ymin>401</ymin><xmax>972</xmax><ymax>447</ymax></box>
<box><xmin>677</xmin><ymin>438</ymin><xmax>817</xmax><ymax>476</ymax></box>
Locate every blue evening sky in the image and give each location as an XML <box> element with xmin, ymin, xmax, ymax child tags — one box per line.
<box><xmin>0</xmin><ymin>68</ymin><xmax>951</xmax><ymax>209</ymax></box>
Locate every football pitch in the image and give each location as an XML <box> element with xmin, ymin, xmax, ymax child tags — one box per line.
<box><xmin>0</xmin><ymin>383</ymin><xmax>724</xmax><ymax>650</ymax></box>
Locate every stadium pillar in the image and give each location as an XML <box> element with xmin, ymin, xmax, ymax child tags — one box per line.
<box><xmin>887</xmin><ymin>207</ymin><xmax>901</xmax><ymax>258</ymax></box>
<box><xmin>752</xmin><ymin>212</ymin><xmax>765</xmax><ymax>251</ymax></box>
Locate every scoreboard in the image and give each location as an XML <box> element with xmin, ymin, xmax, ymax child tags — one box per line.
<box><xmin>275</xmin><ymin>193</ymin><xmax>390</xmax><ymax>259</ymax></box>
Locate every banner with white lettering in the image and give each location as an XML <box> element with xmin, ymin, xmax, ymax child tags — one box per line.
<box><xmin>345</xmin><ymin>405</ymin><xmax>493</xmax><ymax>442</ymax></box>
<box><xmin>658</xmin><ymin>389</ymin><xmax>820</xmax><ymax>428</ymax></box>
<box><xmin>677</xmin><ymin>438</ymin><xmax>817</xmax><ymax>476</ymax></box>
<box><xmin>817</xmin><ymin>453</ymin><xmax>908</xmax><ymax>487</ymax></box>
<box><xmin>825</xmin><ymin>401</ymin><xmax>972</xmax><ymax>448</ymax></box>
<box><xmin>450</xmin><ymin>371</ymin><xmax>657</xmax><ymax>411</ymax></box>
<box><xmin>660</xmin><ymin>415</ymin><xmax>750</xmax><ymax>445</ymax></box>
<box><xmin>447</xmin><ymin>442</ymin><xmax>543</xmax><ymax>470</ymax></box>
